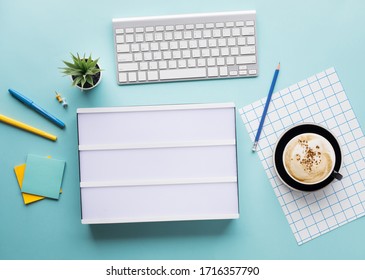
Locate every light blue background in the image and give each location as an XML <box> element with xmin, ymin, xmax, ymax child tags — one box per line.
<box><xmin>1</xmin><ymin>0</ymin><xmax>365</xmax><ymax>259</ymax></box>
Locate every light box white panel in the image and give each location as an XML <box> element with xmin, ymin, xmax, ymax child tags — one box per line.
<box><xmin>77</xmin><ymin>103</ymin><xmax>239</xmax><ymax>224</ymax></box>
<box><xmin>81</xmin><ymin>183</ymin><xmax>239</xmax><ymax>223</ymax></box>
<box><xmin>78</xmin><ymin>106</ymin><xmax>235</xmax><ymax>146</ymax></box>
<box><xmin>79</xmin><ymin>145</ymin><xmax>237</xmax><ymax>183</ymax></box>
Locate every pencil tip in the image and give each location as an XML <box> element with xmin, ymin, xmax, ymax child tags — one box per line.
<box><xmin>277</xmin><ymin>63</ymin><xmax>280</xmax><ymax>70</ymax></box>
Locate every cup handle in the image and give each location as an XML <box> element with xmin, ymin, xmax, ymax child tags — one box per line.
<box><xmin>332</xmin><ymin>170</ymin><xmax>343</xmax><ymax>180</ymax></box>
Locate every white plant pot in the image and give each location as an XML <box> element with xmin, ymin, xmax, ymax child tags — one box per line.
<box><xmin>72</xmin><ymin>65</ymin><xmax>102</xmax><ymax>91</ymax></box>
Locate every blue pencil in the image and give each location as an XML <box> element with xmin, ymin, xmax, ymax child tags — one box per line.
<box><xmin>252</xmin><ymin>63</ymin><xmax>280</xmax><ymax>152</ymax></box>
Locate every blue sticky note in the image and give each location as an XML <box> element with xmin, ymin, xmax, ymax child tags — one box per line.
<box><xmin>21</xmin><ymin>154</ymin><xmax>66</xmax><ymax>199</ymax></box>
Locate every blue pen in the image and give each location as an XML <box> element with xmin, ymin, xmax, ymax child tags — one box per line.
<box><xmin>252</xmin><ymin>63</ymin><xmax>280</xmax><ymax>152</ymax></box>
<box><xmin>8</xmin><ymin>88</ymin><xmax>65</xmax><ymax>129</ymax></box>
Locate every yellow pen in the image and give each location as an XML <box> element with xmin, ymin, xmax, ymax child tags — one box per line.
<box><xmin>0</xmin><ymin>114</ymin><xmax>57</xmax><ymax>141</ymax></box>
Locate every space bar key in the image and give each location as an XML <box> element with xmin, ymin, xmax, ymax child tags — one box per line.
<box><xmin>160</xmin><ymin>68</ymin><xmax>207</xmax><ymax>80</ymax></box>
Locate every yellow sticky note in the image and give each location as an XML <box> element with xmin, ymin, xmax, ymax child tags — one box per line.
<box><xmin>14</xmin><ymin>163</ymin><xmax>63</xmax><ymax>205</ymax></box>
<box><xmin>14</xmin><ymin>164</ymin><xmax>44</xmax><ymax>204</ymax></box>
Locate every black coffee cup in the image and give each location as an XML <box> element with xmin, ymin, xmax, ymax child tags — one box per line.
<box><xmin>273</xmin><ymin>123</ymin><xmax>343</xmax><ymax>192</ymax></box>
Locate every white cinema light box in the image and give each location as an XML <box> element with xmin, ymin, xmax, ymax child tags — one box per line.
<box><xmin>77</xmin><ymin>103</ymin><xmax>239</xmax><ymax>224</ymax></box>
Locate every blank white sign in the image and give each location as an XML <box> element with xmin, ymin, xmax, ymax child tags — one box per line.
<box><xmin>77</xmin><ymin>103</ymin><xmax>239</xmax><ymax>224</ymax></box>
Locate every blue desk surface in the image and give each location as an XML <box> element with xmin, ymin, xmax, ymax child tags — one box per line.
<box><xmin>1</xmin><ymin>0</ymin><xmax>365</xmax><ymax>260</ymax></box>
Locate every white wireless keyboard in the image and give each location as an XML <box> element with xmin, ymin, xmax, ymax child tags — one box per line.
<box><xmin>112</xmin><ymin>11</ymin><xmax>258</xmax><ymax>85</ymax></box>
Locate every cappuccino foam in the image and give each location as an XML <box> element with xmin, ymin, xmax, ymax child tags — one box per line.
<box><xmin>283</xmin><ymin>133</ymin><xmax>335</xmax><ymax>184</ymax></box>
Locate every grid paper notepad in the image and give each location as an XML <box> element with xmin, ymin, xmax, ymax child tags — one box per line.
<box><xmin>239</xmin><ymin>67</ymin><xmax>365</xmax><ymax>245</ymax></box>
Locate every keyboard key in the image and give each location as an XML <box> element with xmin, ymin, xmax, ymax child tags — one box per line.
<box><xmin>195</xmin><ymin>23</ymin><xmax>204</xmax><ymax>29</ymax></box>
<box><xmin>201</xmin><ymin>49</ymin><xmax>210</xmax><ymax>57</ymax></box>
<box><xmin>140</xmin><ymin>43</ymin><xmax>149</xmax><ymax>51</ymax></box>
<box><xmin>118</xmin><ymin>63</ymin><xmax>138</xmax><ymax>72</ymax></box>
<box><xmin>135</xmin><ymin>34</ymin><xmax>144</xmax><ymax>42</ymax></box>
<box><xmin>134</xmin><ymin>53</ymin><xmax>143</xmax><ymax>61</ymax></box>
<box><xmin>207</xmin><ymin>58</ymin><xmax>215</xmax><ymax>66</ymax></box>
<box><xmin>187</xmin><ymin>59</ymin><xmax>196</xmax><ymax>67</ymax></box>
<box><xmin>217</xmin><ymin>57</ymin><xmax>225</xmax><ymax>66</ymax></box>
<box><xmin>119</xmin><ymin>72</ymin><xmax>128</xmax><ymax>82</ymax></box>
<box><xmin>131</xmin><ymin>44</ymin><xmax>140</xmax><ymax>52</ymax></box>
<box><xmin>199</xmin><ymin>39</ymin><xmax>207</xmax><ymax>48</ymax></box>
<box><xmin>239</xmin><ymin>70</ymin><xmax>248</xmax><ymax>75</ymax></box>
<box><xmin>247</xmin><ymin>36</ymin><xmax>255</xmax><ymax>45</ymax></box>
<box><xmin>140</xmin><ymin>62</ymin><xmax>148</xmax><ymax>70</ymax></box>
<box><xmin>153</xmin><ymin>52</ymin><xmax>162</xmax><ymax>60</ymax></box>
<box><xmin>145</xmin><ymin>33</ymin><xmax>153</xmax><ymax>42</ymax></box>
<box><xmin>156</xmin><ymin>26</ymin><xmax>164</xmax><ymax>31</ymax></box>
<box><xmin>219</xmin><ymin>66</ymin><xmax>228</xmax><ymax>76</ymax></box>
<box><xmin>149</xmin><ymin>61</ymin><xmax>158</xmax><ymax>70</ymax></box>
<box><xmin>230</xmin><ymin>47</ymin><xmax>239</xmax><ymax>56</ymax></box>
<box><xmin>194</xmin><ymin>30</ymin><xmax>202</xmax><ymax>39</ymax></box>
<box><xmin>206</xmin><ymin>23</ymin><xmax>214</xmax><ymax>28</ymax></box>
<box><xmin>160</xmin><ymin>68</ymin><xmax>206</xmax><ymax>80</ymax></box>
<box><xmin>115</xmin><ymin>28</ymin><xmax>124</xmax><ymax>34</ymax></box>
<box><xmin>189</xmin><ymin>40</ymin><xmax>198</xmax><ymax>48</ymax></box>
<box><xmin>226</xmin><ymin>22</ymin><xmax>234</xmax><ymax>27</ymax></box>
<box><xmin>159</xmin><ymin>61</ymin><xmax>167</xmax><ymax>69</ymax></box>
<box><xmin>212</xmin><ymin>29</ymin><xmax>221</xmax><ymax>37</ymax></box>
<box><xmin>208</xmin><ymin>67</ymin><xmax>219</xmax><ymax>77</ymax></box>
<box><xmin>197</xmin><ymin>58</ymin><xmax>206</xmax><ymax>67</ymax></box>
<box><xmin>178</xmin><ymin>59</ymin><xmax>187</xmax><ymax>68</ymax></box>
<box><xmin>165</xmin><ymin>32</ymin><xmax>173</xmax><ymax>41</ymax></box>
<box><xmin>168</xmin><ymin>60</ymin><xmax>177</xmax><ymax>68</ymax></box>
<box><xmin>192</xmin><ymin>49</ymin><xmax>200</xmax><ymax>58</ymax></box>
<box><xmin>135</xmin><ymin>27</ymin><xmax>144</xmax><ymax>33</ymax></box>
<box><xmin>150</xmin><ymin>43</ymin><xmax>159</xmax><ymax>51</ymax></box>
<box><xmin>125</xmin><ymin>34</ymin><xmax>134</xmax><ymax>43</ymax></box>
<box><xmin>246</xmin><ymin>20</ymin><xmax>255</xmax><ymax>26</ymax></box>
<box><xmin>174</xmin><ymin>31</ymin><xmax>183</xmax><ymax>40</ymax></box>
<box><xmin>159</xmin><ymin>42</ymin><xmax>168</xmax><ymax>50</ymax></box>
<box><xmin>203</xmin><ymin>30</ymin><xmax>211</xmax><ymax>38</ymax></box>
<box><xmin>241</xmin><ymin>27</ymin><xmax>255</xmax><ymax>35</ymax></box>
<box><xmin>236</xmin><ymin>21</ymin><xmax>244</xmax><ymax>27</ymax></box>
<box><xmin>227</xmin><ymin>38</ymin><xmax>236</xmax><ymax>46</ymax></box>
<box><xmin>184</xmin><ymin>31</ymin><xmax>192</xmax><ymax>39</ymax></box>
<box><xmin>226</xmin><ymin>57</ymin><xmax>234</xmax><ymax>65</ymax></box>
<box><xmin>208</xmin><ymin>39</ymin><xmax>217</xmax><ymax>47</ymax></box>
<box><xmin>176</xmin><ymin>24</ymin><xmax>184</xmax><ymax>30</ymax></box>
<box><xmin>144</xmin><ymin>52</ymin><xmax>153</xmax><ymax>61</ymax></box>
<box><xmin>240</xmin><ymin>46</ymin><xmax>256</xmax><ymax>54</ymax></box>
<box><xmin>218</xmin><ymin>38</ymin><xmax>227</xmax><ymax>47</ymax></box>
<box><xmin>125</xmin><ymin>28</ymin><xmax>134</xmax><ymax>33</ymax></box>
<box><xmin>216</xmin><ymin>22</ymin><xmax>224</xmax><ymax>28</ymax></box>
<box><xmin>182</xmin><ymin>50</ymin><xmax>191</xmax><ymax>58</ymax></box>
<box><xmin>186</xmin><ymin>24</ymin><xmax>194</xmax><ymax>30</ymax></box>
<box><xmin>165</xmin><ymin>25</ymin><xmax>174</xmax><ymax>31</ymax></box>
<box><xmin>116</xmin><ymin>35</ymin><xmax>124</xmax><ymax>43</ymax></box>
<box><xmin>128</xmin><ymin>72</ymin><xmax>137</xmax><ymax>82</ymax></box>
<box><xmin>138</xmin><ymin>71</ymin><xmax>147</xmax><ymax>81</ymax></box>
<box><xmin>179</xmin><ymin>41</ymin><xmax>188</xmax><ymax>49</ymax></box>
<box><xmin>117</xmin><ymin>44</ymin><xmax>129</xmax><ymax>53</ymax></box>
<box><xmin>163</xmin><ymin>51</ymin><xmax>172</xmax><ymax>59</ymax></box>
<box><xmin>232</xmin><ymin>28</ymin><xmax>240</xmax><ymax>36</ymax></box>
<box><xmin>147</xmin><ymin>71</ymin><xmax>159</xmax><ymax>80</ymax></box>
<box><xmin>229</xmin><ymin>70</ymin><xmax>238</xmax><ymax>76</ymax></box>
<box><xmin>211</xmin><ymin>48</ymin><xmax>220</xmax><ymax>57</ymax></box>
<box><xmin>222</xmin><ymin>28</ymin><xmax>231</xmax><ymax>37</ymax></box>
<box><xmin>236</xmin><ymin>55</ymin><xmax>256</xmax><ymax>64</ymax></box>
<box><xmin>145</xmin><ymin>26</ymin><xmax>154</xmax><ymax>32</ymax></box>
<box><xmin>249</xmin><ymin>69</ymin><xmax>257</xmax><ymax>75</ymax></box>
<box><xmin>155</xmin><ymin>33</ymin><xmax>163</xmax><ymax>41</ymax></box>
<box><xmin>237</xmin><ymin>37</ymin><xmax>246</xmax><ymax>45</ymax></box>
<box><xmin>118</xmin><ymin>53</ymin><xmax>133</xmax><ymax>62</ymax></box>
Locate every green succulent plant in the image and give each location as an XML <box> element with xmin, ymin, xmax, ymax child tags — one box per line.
<box><xmin>60</xmin><ymin>53</ymin><xmax>102</xmax><ymax>89</ymax></box>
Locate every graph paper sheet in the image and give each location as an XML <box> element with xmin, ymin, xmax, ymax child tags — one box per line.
<box><xmin>239</xmin><ymin>67</ymin><xmax>365</xmax><ymax>245</ymax></box>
